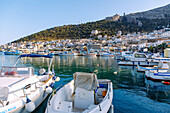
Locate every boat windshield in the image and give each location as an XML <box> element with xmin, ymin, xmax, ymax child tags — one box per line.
<box><xmin>0</xmin><ymin>66</ymin><xmax>34</xmax><ymax>77</ymax></box>
<box><xmin>135</xmin><ymin>53</ymin><xmax>147</xmax><ymax>58</ymax></box>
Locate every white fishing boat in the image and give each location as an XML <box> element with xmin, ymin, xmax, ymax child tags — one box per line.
<box><xmin>118</xmin><ymin>52</ymin><xmax>158</xmax><ymax>66</ymax></box>
<box><xmin>145</xmin><ymin>62</ymin><xmax>170</xmax><ymax>81</ymax></box>
<box><xmin>115</xmin><ymin>51</ymin><xmax>132</xmax><ymax>60</ymax></box>
<box><xmin>0</xmin><ymin>54</ymin><xmax>58</xmax><ymax>113</ymax></box>
<box><xmin>45</xmin><ymin>72</ymin><xmax>113</xmax><ymax>113</ymax></box>
<box><xmin>154</xmin><ymin>57</ymin><xmax>170</xmax><ymax>62</ymax></box>
<box><xmin>84</xmin><ymin>52</ymin><xmax>97</xmax><ymax>57</ymax></box>
<box><xmin>59</xmin><ymin>51</ymin><xmax>74</xmax><ymax>56</ymax></box>
<box><xmin>100</xmin><ymin>52</ymin><xmax>114</xmax><ymax>57</ymax></box>
<box><xmin>137</xmin><ymin>61</ymin><xmax>168</xmax><ymax>73</ymax></box>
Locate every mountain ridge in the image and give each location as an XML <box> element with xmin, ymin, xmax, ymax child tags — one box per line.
<box><xmin>13</xmin><ymin>3</ymin><xmax>170</xmax><ymax>43</ymax></box>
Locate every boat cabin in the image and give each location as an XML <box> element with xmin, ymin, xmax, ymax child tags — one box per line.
<box><xmin>131</xmin><ymin>52</ymin><xmax>148</xmax><ymax>61</ymax></box>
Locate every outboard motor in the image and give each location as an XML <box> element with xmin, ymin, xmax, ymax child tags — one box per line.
<box><xmin>38</xmin><ymin>68</ymin><xmax>46</xmax><ymax>75</ymax></box>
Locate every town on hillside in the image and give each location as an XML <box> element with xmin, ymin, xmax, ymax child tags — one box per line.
<box><xmin>1</xmin><ymin>27</ymin><xmax>170</xmax><ymax>57</ymax></box>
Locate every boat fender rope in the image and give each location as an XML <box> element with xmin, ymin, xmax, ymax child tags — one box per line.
<box><xmin>0</xmin><ymin>100</ymin><xmax>4</xmax><ymax>107</ymax></box>
<box><xmin>26</xmin><ymin>97</ymin><xmax>31</xmax><ymax>103</ymax></box>
<box><xmin>138</xmin><ymin>62</ymin><xmax>140</xmax><ymax>65</ymax></box>
<box><xmin>43</xmin><ymin>86</ymin><xmax>48</xmax><ymax>97</ymax></box>
<box><xmin>50</xmin><ymin>82</ymin><xmax>54</xmax><ymax>88</ymax></box>
<box><xmin>95</xmin><ymin>87</ymin><xmax>98</xmax><ymax>93</ymax></box>
<box><xmin>52</xmin><ymin>76</ymin><xmax>56</xmax><ymax>81</ymax></box>
<box><xmin>25</xmin><ymin>97</ymin><xmax>36</xmax><ymax>112</ymax></box>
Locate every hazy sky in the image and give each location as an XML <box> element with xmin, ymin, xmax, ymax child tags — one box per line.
<box><xmin>0</xmin><ymin>0</ymin><xmax>170</xmax><ymax>45</ymax></box>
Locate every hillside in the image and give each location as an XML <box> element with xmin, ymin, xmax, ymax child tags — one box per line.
<box><xmin>126</xmin><ymin>4</ymin><xmax>170</xmax><ymax>19</ymax></box>
<box><xmin>13</xmin><ymin>4</ymin><xmax>170</xmax><ymax>43</ymax></box>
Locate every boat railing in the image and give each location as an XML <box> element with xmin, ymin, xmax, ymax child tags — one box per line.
<box><xmin>96</xmin><ymin>81</ymin><xmax>112</xmax><ymax>111</ymax></box>
<box><xmin>47</xmin><ymin>84</ymin><xmax>63</xmax><ymax>105</ymax></box>
<box><xmin>84</xmin><ymin>81</ymin><xmax>112</xmax><ymax>112</ymax></box>
<box><xmin>0</xmin><ymin>80</ymin><xmax>43</xmax><ymax>106</ymax></box>
<box><xmin>9</xmin><ymin>80</ymin><xmax>42</xmax><ymax>94</ymax></box>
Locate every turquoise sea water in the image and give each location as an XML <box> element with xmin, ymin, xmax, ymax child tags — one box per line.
<box><xmin>0</xmin><ymin>55</ymin><xmax>170</xmax><ymax>113</ymax></box>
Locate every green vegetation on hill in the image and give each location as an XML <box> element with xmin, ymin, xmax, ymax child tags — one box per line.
<box><xmin>13</xmin><ymin>18</ymin><xmax>170</xmax><ymax>43</ymax></box>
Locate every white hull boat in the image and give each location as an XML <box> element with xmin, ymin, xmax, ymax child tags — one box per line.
<box><xmin>45</xmin><ymin>72</ymin><xmax>113</xmax><ymax>113</ymax></box>
<box><xmin>84</xmin><ymin>53</ymin><xmax>97</xmax><ymax>57</ymax></box>
<box><xmin>101</xmin><ymin>53</ymin><xmax>114</xmax><ymax>57</ymax></box>
<box><xmin>118</xmin><ymin>61</ymin><xmax>158</xmax><ymax>66</ymax></box>
<box><xmin>59</xmin><ymin>51</ymin><xmax>74</xmax><ymax>56</ymax></box>
<box><xmin>137</xmin><ymin>61</ymin><xmax>168</xmax><ymax>72</ymax></box>
<box><xmin>118</xmin><ymin>52</ymin><xmax>158</xmax><ymax>66</ymax></box>
<box><xmin>145</xmin><ymin>62</ymin><xmax>170</xmax><ymax>82</ymax></box>
<box><xmin>0</xmin><ymin>54</ymin><xmax>58</xmax><ymax>113</ymax></box>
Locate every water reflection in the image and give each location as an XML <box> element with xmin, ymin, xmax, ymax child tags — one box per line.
<box><xmin>0</xmin><ymin>55</ymin><xmax>170</xmax><ymax>112</ymax></box>
<box><xmin>145</xmin><ymin>79</ymin><xmax>170</xmax><ymax>103</ymax></box>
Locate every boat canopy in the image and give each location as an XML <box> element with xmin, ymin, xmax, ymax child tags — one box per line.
<box><xmin>73</xmin><ymin>72</ymin><xmax>99</xmax><ymax>91</ymax></box>
<box><xmin>19</xmin><ymin>54</ymin><xmax>52</xmax><ymax>58</ymax></box>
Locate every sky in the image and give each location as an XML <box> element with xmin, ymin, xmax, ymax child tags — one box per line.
<box><xmin>0</xmin><ymin>0</ymin><xmax>170</xmax><ymax>45</ymax></box>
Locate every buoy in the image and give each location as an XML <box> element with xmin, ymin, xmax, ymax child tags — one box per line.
<box><xmin>46</xmin><ymin>87</ymin><xmax>53</xmax><ymax>94</ymax></box>
<box><xmin>52</xmin><ymin>76</ymin><xmax>56</xmax><ymax>80</ymax></box>
<box><xmin>55</xmin><ymin>76</ymin><xmax>60</xmax><ymax>81</ymax></box>
<box><xmin>114</xmin><ymin>71</ymin><xmax>117</xmax><ymax>74</ymax></box>
<box><xmin>25</xmin><ymin>98</ymin><xmax>35</xmax><ymax>112</ymax></box>
<box><xmin>162</xmin><ymin>81</ymin><xmax>170</xmax><ymax>85</ymax></box>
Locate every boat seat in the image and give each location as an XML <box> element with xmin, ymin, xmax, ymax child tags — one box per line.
<box><xmin>96</xmin><ymin>88</ymin><xmax>106</xmax><ymax>103</ymax></box>
<box><xmin>56</xmin><ymin>101</ymin><xmax>72</xmax><ymax>112</ymax></box>
<box><xmin>97</xmin><ymin>88</ymin><xmax>106</xmax><ymax>96</ymax></box>
<box><xmin>74</xmin><ymin>87</ymin><xmax>94</xmax><ymax>109</ymax></box>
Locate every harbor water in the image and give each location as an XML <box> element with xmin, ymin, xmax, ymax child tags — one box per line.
<box><xmin>0</xmin><ymin>55</ymin><xmax>170</xmax><ymax>113</ymax></box>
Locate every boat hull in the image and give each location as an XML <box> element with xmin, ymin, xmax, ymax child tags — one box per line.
<box><xmin>145</xmin><ymin>71</ymin><xmax>170</xmax><ymax>82</ymax></box>
<box><xmin>45</xmin><ymin>79</ymin><xmax>113</xmax><ymax>113</ymax></box>
<box><xmin>4</xmin><ymin>52</ymin><xmax>22</xmax><ymax>55</ymax></box>
<box><xmin>101</xmin><ymin>54</ymin><xmax>114</xmax><ymax>57</ymax></box>
<box><xmin>84</xmin><ymin>54</ymin><xmax>96</xmax><ymax>57</ymax></box>
<box><xmin>12</xmin><ymin>90</ymin><xmax>49</xmax><ymax>113</ymax></box>
<box><xmin>0</xmin><ymin>76</ymin><xmax>54</xmax><ymax>113</ymax></box>
<box><xmin>118</xmin><ymin>61</ymin><xmax>158</xmax><ymax>67</ymax></box>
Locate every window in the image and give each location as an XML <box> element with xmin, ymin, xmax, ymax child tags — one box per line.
<box><xmin>0</xmin><ymin>67</ymin><xmax>34</xmax><ymax>77</ymax></box>
<box><xmin>135</xmin><ymin>54</ymin><xmax>146</xmax><ymax>58</ymax></box>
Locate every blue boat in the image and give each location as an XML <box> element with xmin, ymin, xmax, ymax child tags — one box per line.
<box><xmin>4</xmin><ymin>50</ymin><xmax>22</xmax><ymax>55</ymax></box>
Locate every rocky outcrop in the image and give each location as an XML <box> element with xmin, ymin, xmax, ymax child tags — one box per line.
<box><xmin>105</xmin><ymin>14</ymin><xmax>120</xmax><ymax>21</ymax></box>
<box><xmin>126</xmin><ymin>3</ymin><xmax>170</xmax><ymax>19</ymax></box>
